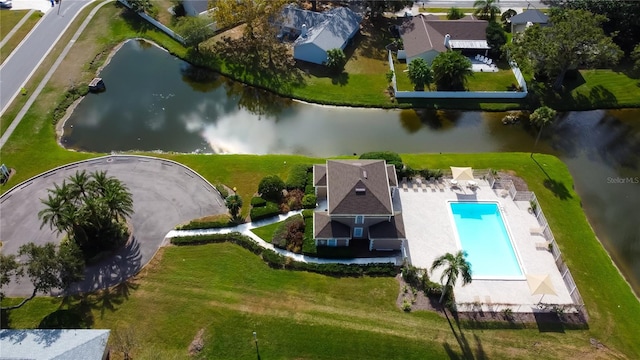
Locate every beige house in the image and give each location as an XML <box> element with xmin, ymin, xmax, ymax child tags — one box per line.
<box><xmin>313</xmin><ymin>160</ymin><xmax>405</xmax><ymax>251</ymax></box>
<box><xmin>509</xmin><ymin>9</ymin><xmax>549</xmax><ymax>34</ymax></box>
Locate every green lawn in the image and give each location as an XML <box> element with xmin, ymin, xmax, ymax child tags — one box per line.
<box><xmin>250</xmin><ymin>221</ymin><xmax>280</xmax><ymax>243</ymax></box>
<box><xmin>539</xmin><ymin>69</ymin><xmax>640</xmax><ymax>110</ymax></box>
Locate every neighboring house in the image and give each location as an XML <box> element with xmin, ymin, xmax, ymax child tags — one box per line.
<box><xmin>399</xmin><ymin>14</ymin><xmax>489</xmax><ymax>65</ymax></box>
<box><xmin>0</xmin><ymin>329</ymin><xmax>111</xmax><ymax>360</ymax></box>
<box><xmin>276</xmin><ymin>5</ymin><xmax>362</xmax><ymax>65</ymax></box>
<box><xmin>183</xmin><ymin>0</ymin><xmax>210</xmax><ymax>17</ymax></box>
<box><xmin>313</xmin><ymin>160</ymin><xmax>405</xmax><ymax>251</ymax></box>
<box><xmin>509</xmin><ymin>9</ymin><xmax>549</xmax><ymax>34</ymax></box>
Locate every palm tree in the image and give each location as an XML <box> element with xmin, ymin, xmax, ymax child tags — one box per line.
<box><xmin>431</xmin><ymin>51</ymin><xmax>473</xmax><ymax>91</ymax></box>
<box><xmin>430</xmin><ymin>250</ymin><xmax>473</xmax><ymax>304</ymax></box>
<box><xmin>100</xmin><ymin>178</ymin><xmax>134</xmax><ymax>222</ymax></box>
<box><xmin>39</xmin><ymin>193</ymin><xmax>70</xmax><ymax>234</ymax></box>
<box><xmin>530</xmin><ymin>106</ymin><xmax>557</xmax><ymax>157</ymax></box>
<box><xmin>473</xmin><ymin>0</ymin><xmax>500</xmax><ymax>21</ymax></box>
<box><xmin>407</xmin><ymin>58</ymin><xmax>434</xmax><ymax>91</ymax></box>
<box><xmin>68</xmin><ymin>170</ymin><xmax>91</xmax><ymax>200</ymax></box>
<box><xmin>225</xmin><ymin>194</ymin><xmax>243</xmax><ymax>223</ymax></box>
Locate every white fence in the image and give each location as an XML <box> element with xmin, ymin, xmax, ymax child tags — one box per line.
<box><xmin>493</xmin><ymin>178</ymin><xmax>587</xmax><ymax>320</ymax></box>
<box><xmin>388</xmin><ymin>50</ymin><xmax>528</xmax><ymax>100</ymax></box>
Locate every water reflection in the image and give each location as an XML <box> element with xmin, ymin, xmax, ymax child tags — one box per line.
<box><xmin>62</xmin><ymin>40</ymin><xmax>640</xmax><ymax>294</ymax></box>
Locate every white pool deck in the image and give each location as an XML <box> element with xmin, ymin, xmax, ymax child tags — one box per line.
<box><xmin>398</xmin><ymin>178</ymin><xmax>574</xmax><ymax>313</ymax></box>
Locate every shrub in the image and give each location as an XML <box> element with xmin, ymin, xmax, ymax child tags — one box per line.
<box><xmin>326</xmin><ymin>48</ymin><xmax>347</xmax><ymax>73</ymax></box>
<box><xmin>215</xmin><ymin>184</ymin><xmax>229</xmax><ymax>198</ymax></box>
<box><xmin>302</xmin><ymin>194</ymin><xmax>317</xmax><ymax>209</ymax></box>
<box><xmin>402</xmin><ymin>265</ymin><xmax>422</xmax><ymax>288</ymax></box>
<box><xmin>286</xmin><ymin>164</ymin><xmax>311</xmax><ymax>190</ymax></box>
<box><xmin>258</xmin><ymin>175</ymin><xmax>285</xmax><ymax>202</ymax></box>
<box><xmin>424</xmin><ymin>279</ymin><xmax>443</xmax><ymax>298</ymax></box>
<box><xmin>359</xmin><ymin>151</ymin><xmax>403</xmax><ymax>171</ymax></box>
<box><xmin>417</xmin><ymin>168</ymin><xmax>443</xmax><ymax>180</ymax></box>
<box><xmin>285</xmin><ymin>189</ymin><xmax>305</xmax><ymax>210</ymax></box>
<box><xmin>250</xmin><ymin>201</ymin><xmax>280</xmax><ymax>221</ymax></box>
<box><xmin>398</xmin><ymin>165</ymin><xmax>416</xmax><ymax>179</ymax></box>
<box><xmin>250</xmin><ymin>196</ymin><xmax>267</xmax><ymax>207</ymax></box>
<box><xmin>176</xmin><ymin>218</ymin><xmax>231</xmax><ymax>230</ymax></box>
<box><xmin>305</xmin><ymin>185</ymin><xmax>315</xmax><ymax>195</ymax></box>
<box><xmin>402</xmin><ymin>299</ymin><xmax>412</xmax><ymax>312</ymax></box>
<box><xmin>272</xmin><ymin>215</ymin><xmax>305</xmax><ymax>253</ymax></box>
<box><xmin>302</xmin><ymin>215</ymin><xmax>316</xmax><ymax>255</ymax></box>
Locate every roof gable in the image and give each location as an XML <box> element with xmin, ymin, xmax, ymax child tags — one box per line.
<box><xmin>280</xmin><ymin>5</ymin><xmax>329</xmax><ymax>31</ymax></box>
<box><xmin>326</xmin><ymin>160</ymin><xmax>393</xmax><ymax>215</ymax></box>
<box><xmin>509</xmin><ymin>9</ymin><xmax>549</xmax><ymax>25</ymax></box>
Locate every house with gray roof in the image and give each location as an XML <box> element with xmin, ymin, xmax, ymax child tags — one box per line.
<box><xmin>276</xmin><ymin>5</ymin><xmax>362</xmax><ymax>65</ymax></box>
<box><xmin>509</xmin><ymin>9</ymin><xmax>549</xmax><ymax>34</ymax></box>
<box><xmin>313</xmin><ymin>160</ymin><xmax>405</xmax><ymax>251</ymax></box>
<box><xmin>399</xmin><ymin>14</ymin><xmax>489</xmax><ymax>65</ymax></box>
<box><xmin>183</xmin><ymin>0</ymin><xmax>210</xmax><ymax>17</ymax></box>
<box><xmin>0</xmin><ymin>329</ymin><xmax>110</xmax><ymax>360</ymax></box>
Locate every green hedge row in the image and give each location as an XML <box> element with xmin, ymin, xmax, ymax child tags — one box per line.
<box><xmin>250</xmin><ymin>196</ymin><xmax>267</xmax><ymax>207</ymax></box>
<box><xmin>359</xmin><ymin>151</ymin><xmax>403</xmax><ymax>171</ymax></box>
<box><xmin>176</xmin><ymin>219</ymin><xmax>232</xmax><ymax>230</ymax></box>
<box><xmin>302</xmin><ymin>194</ymin><xmax>317</xmax><ymax>209</ymax></box>
<box><xmin>250</xmin><ymin>201</ymin><xmax>280</xmax><ymax>221</ymax></box>
<box><xmin>286</xmin><ymin>164</ymin><xmax>311</xmax><ymax>190</ymax></box>
<box><xmin>170</xmin><ymin>233</ymin><xmax>397</xmax><ymax>277</ymax></box>
<box><xmin>302</xmin><ymin>215</ymin><xmax>316</xmax><ymax>256</ymax></box>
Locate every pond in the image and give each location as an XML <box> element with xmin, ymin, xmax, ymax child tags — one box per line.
<box><xmin>62</xmin><ymin>40</ymin><xmax>640</xmax><ymax>295</ymax></box>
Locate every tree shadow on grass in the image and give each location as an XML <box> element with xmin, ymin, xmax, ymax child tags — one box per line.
<box><xmin>38</xmin><ymin>300</ymin><xmax>94</xmax><ymax>329</ymax></box>
<box><xmin>441</xmin><ymin>308</ymin><xmax>487</xmax><ymax>360</ymax></box>
<box><xmin>331</xmin><ymin>72</ymin><xmax>349</xmax><ymax>86</ymax></box>
<box><xmin>118</xmin><ymin>5</ymin><xmax>154</xmax><ymax>35</ymax></box>
<box><xmin>531</xmin><ymin>156</ymin><xmax>573</xmax><ymax>200</ymax></box>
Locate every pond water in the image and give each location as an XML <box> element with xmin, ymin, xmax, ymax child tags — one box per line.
<box><xmin>62</xmin><ymin>40</ymin><xmax>640</xmax><ymax>295</ymax></box>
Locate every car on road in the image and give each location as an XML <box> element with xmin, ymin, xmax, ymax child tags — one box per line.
<box><xmin>0</xmin><ymin>0</ymin><xmax>12</xmax><ymax>9</ymax></box>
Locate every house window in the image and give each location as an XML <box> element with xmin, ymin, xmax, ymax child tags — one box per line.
<box><xmin>328</xmin><ymin>239</ymin><xmax>337</xmax><ymax>247</ymax></box>
<box><xmin>353</xmin><ymin>227</ymin><xmax>363</xmax><ymax>237</ymax></box>
<box><xmin>355</xmin><ymin>215</ymin><xmax>364</xmax><ymax>224</ymax></box>
<box><xmin>318</xmin><ymin>239</ymin><xmax>327</xmax><ymax>246</ymax></box>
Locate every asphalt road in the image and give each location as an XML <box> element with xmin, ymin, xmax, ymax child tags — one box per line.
<box><xmin>0</xmin><ymin>155</ymin><xmax>226</xmax><ymax>297</ymax></box>
<box><xmin>0</xmin><ymin>0</ymin><xmax>92</xmax><ymax>116</ymax></box>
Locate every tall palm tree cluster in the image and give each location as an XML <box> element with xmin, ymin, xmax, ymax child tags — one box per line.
<box><xmin>38</xmin><ymin>170</ymin><xmax>134</xmax><ymax>259</ymax></box>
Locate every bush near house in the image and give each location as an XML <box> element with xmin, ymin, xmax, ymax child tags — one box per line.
<box><xmin>272</xmin><ymin>215</ymin><xmax>305</xmax><ymax>253</ymax></box>
<box><xmin>250</xmin><ymin>196</ymin><xmax>267</xmax><ymax>207</ymax></box>
<box><xmin>302</xmin><ymin>210</ymin><xmax>316</xmax><ymax>256</ymax></box>
<box><xmin>285</xmin><ymin>164</ymin><xmax>311</xmax><ymax>190</ymax></box>
<box><xmin>249</xmin><ymin>201</ymin><xmax>280</xmax><ymax>221</ymax></box>
<box><xmin>284</xmin><ymin>189</ymin><xmax>305</xmax><ymax>212</ymax></box>
<box><xmin>359</xmin><ymin>151</ymin><xmax>403</xmax><ymax>171</ymax></box>
<box><xmin>302</xmin><ymin>194</ymin><xmax>317</xmax><ymax>209</ymax></box>
<box><xmin>258</xmin><ymin>175</ymin><xmax>285</xmax><ymax>202</ymax></box>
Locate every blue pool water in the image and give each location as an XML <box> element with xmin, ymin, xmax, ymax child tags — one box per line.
<box><xmin>450</xmin><ymin>202</ymin><xmax>523</xmax><ymax>278</ymax></box>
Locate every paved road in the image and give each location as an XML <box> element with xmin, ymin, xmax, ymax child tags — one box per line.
<box><xmin>0</xmin><ymin>155</ymin><xmax>226</xmax><ymax>297</ymax></box>
<box><xmin>0</xmin><ymin>0</ymin><xmax>93</xmax><ymax>116</ymax></box>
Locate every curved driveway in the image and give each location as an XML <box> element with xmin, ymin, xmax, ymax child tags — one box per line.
<box><xmin>0</xmin><ymin>155</ymin><xmax>226</xmax><ymax>296</ymax></box>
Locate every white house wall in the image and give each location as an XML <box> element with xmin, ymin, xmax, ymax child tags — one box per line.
<box><xmin>294</xmin><ymin>43</ymin><xmax>328</xmax><ymax>65</ymax></box>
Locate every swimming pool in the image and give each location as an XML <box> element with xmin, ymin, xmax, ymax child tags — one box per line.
<box><xmin>449</xmin><ymin>202</ymin><xmax>523</xmax><ymax>279</ymax></box>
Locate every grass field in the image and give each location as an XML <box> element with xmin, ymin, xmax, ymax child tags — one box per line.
<box><xmin>250</xmin><ymin>221</ymin><xmax>280</xmax><ymax>243</ymax></box>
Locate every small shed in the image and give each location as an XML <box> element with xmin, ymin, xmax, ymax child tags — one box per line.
<box><xmin>88</xmin><ymin>78</ymin><xmax>106</xmax><ymax>93</ymax></box>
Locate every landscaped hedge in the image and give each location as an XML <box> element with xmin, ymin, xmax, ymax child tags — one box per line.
<box><xmin>286</xmin><ymin>164</ymin><xmax>311</xmax><ymax>190</ymax></box>
<box><xmin>301</xmin><ymin>194</ymin><xmax>317</xmax><ymax>209</ymax></box>
<box><xmin>249</xmin><ymin>201</ymin><xmax>280</xmax><ymax>221</ymax></box>
<box><xmin>272</xmin><ymin>215</ymin><xmax>305</xmax><ymax>252</ymax></box>
<box><xmin>176</xmin><ymin>218</ymin><xmax>232</xmax><ymax>230</ymax></box>
<box><xmin>170</xmin><ymin>233</ymin><xmax>397</xmax><ymax>277</ymax></box>
<box><xmin>250</xmin><ymin>196</ymin><xmax>267</xmax><ymax>207</ymax></box>
<box><xmin>359</xmin><ymin>151</ymin><xmax>403</xmax><ymax>171</ymax></box>
<box><xmin>302</xmin><ymin>215</ymin><xmax>316</xmax><ymax>256</ymax></box>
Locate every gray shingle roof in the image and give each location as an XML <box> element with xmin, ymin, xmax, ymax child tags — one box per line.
<box><xmin>509</xmin><ymin>9</ymin><xmax>549</xmax><ymax>25</ymax></box>
<box><xmin>313</xmin><ymin>212</ymin><xmax>351</xmax><ymax>238</ymax></box>
<box><xmin>280</xmin><ymin>5</ymin><xmax>329</xmax><ymax>31</ymax></box>
<box><xmin>295</xmin><ymin>7</ymin><xmax>362</xmax><ymax>51</ymax></box>
<box><xmin>0</xmin><ymin>329</ymin><xmax>110</xmax><ymax>360</ymax></box>
<box><xmin>400</xmin><ymin>15</ymin><xmax>488</xmax><ymax>58</ymax></box>
<box><xmin>369</xmin><ymin>213</ymin><xmax>406</xmax><ymax>239</ymax></box>
<box><xmin>326</xmin><ymin>160</ymin><xmax>393</xmax><ymax>215</ymax></box>
<box><xmin>313</xmin><ymin>164</ymin><xmax>327</xmax><ymax>187</ymax></box>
